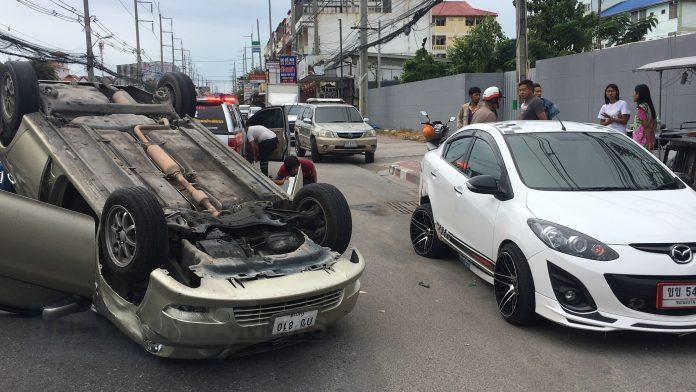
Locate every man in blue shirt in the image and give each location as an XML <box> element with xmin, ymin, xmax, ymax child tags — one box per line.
<box><xmin>534</xmin><ymin>83</ymin><xmax>560</xmax><ymax>120</ymax></box>
<box><xmin>0</xmin><ymin>163</ymin><xmax>15</xmax><ymax>192</ymax></box>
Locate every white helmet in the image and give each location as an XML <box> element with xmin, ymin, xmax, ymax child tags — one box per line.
<box><xmin>482</xmin><ymin>86</ymin><xmax>502</xmax><ymax>102</ymax></box>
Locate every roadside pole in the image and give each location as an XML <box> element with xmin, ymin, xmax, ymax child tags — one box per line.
<box><xmin>359</xmin><ymin>0</ymin><xmax>368</xmax><ymax>116</ymax></box>
<box><xmin>339</xmin><ymin>18</ymin><xmax>344</xmax><ymax>100</ymax></box>
<box><xmin>82</xmin><ymin>0</ymin><xmax>95</xmax><ymax>81</ymax></box>
<box><xmin>251</xmin><ymin>29</ymin><xmax>255</xmax><ymax>69</ymax></box>
<box><xmin>158</xmin><ymin>5</ymin><xmax>164</xmax><ymax>74</ymax></box>
<box><xmin>257</xmin><ymin>18</ymin><xmax>262</xmax><ymax>69</ymax></box>
<box><xmin>377</xmin><ymin>20</ymin><xmax>381</xmax><ymax>89</ymax></box>
<box><xmin>170</xmin><ymin>21</ymin><xmax>175</xmax><ymax>71</ymax></box>
<box><xmin>268</xmin><ymin>0</ymin><xmax>274</xmax><ymax>60</ymax></box>
<box><xmin>134</xmin><ymin>0</ymin><xmax>143</xmax><ymax>83</ymax></box>
<box><xmin>515</xmin><ymin>0</ymin><xmax>528</xmax><ymax>82</ymax></box>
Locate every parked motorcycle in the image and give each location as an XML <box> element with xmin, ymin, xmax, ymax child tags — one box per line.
<box><xmin>420</xmin><ymin>111</ymin><xmax>455</xmax><ymax>147</ymax></box>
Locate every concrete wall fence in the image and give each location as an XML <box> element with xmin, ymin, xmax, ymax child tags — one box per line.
<box><xmin>368</xmin><ymin>33</ymin><xmax>696</xmax><ymax>131</ymax></box>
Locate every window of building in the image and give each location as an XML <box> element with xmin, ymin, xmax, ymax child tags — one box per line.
<box><xmin>433</xmin><ymin>35</ymin><xmax>446</xmax><ymax>46</ymax></box>
<box><xmin>433</xmin><ymin>17</ymin><xmax>446</xmax><ymax>26</ymax></box>
<box><xmin>639</xmin><ymin>9</ymin><xmax>647</xmax><ymax>20</ymax></box>
<box><xmin>631</xmin><ymin>11</ymin><xmax>639</xmax><ymax>22</ymax></box>
<box><xmin>465</xmin><ymin>17</ymin><xmax>474</xmax><ymax>26</ymax></box>
<box><xmin>662</xmin><ymin>9</ymin><xmax>666</xmax><ymax>14</ymax></box>
<box><xmin>669</xmin><ymin>1</ymin><xmax>679</xmax><ymax>19</ymax></box>
<box><xmin>584</xmin><ymin>3</ymin><xmax>591</xmax><ymax>13</ymax></box>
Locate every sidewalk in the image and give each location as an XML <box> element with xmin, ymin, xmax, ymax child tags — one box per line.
<box><xmin>388</xmin><ymin>160</ymin><xmax>421</xmax><ymax>186</ymax></box>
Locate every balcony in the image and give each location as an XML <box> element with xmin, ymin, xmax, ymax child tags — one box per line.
<box><xmin>432</xmin><ymin>44</ymin><xmax>447</xmax><ymax>52</ymax></box>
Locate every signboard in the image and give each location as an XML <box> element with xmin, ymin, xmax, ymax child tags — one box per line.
<box><xmin>267</xmin><ymin>61</ymin><xmax>281</xmax><ymax>85</ymax></box>
<box><xmin>280</xmin><ymin>55</ymin><xmax>297</xmax><ymax>84</ymax></box>
<box><xmin>252</xmin><ymin>40</ymin><xmax>261</xmax><ymax>54</ymax></box>
<box><xmin>244</xmin><ymin>84</ymin><xmax>253</xmax><ymax>97</ymax></box>
<box><xmin>248</xmin><ymin>72</ymin><xmax>267</xmax><ymax>83</ymax></box>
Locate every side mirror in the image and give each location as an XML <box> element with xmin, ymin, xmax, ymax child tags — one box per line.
<box><xmin>420</xmin><ymin>111</ymin><xmax>428</xmax><ymax>116</ymax></box>
<box><xmin>466</xmin><ymin>175</ymin><xmax>500</xmax><ymax>196</ymax></box>
<box><xmin>363</xmin><ymin>117</ymin><xmax>370</xmax><ymax>122</ymax></box>
<box><xmin>303</xmin><ymin>117</ymin><xmax>311</xmax><ymax>123</ymax></box>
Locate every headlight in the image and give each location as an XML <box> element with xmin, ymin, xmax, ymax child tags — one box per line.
<box><xmin>364</xmin><ymin>129</ymin><xmax>376</xmax><ymax>137</ymax></box>
<box><xmin>527</xmin><ymin>219</ymin><xmax>619</xmax><ymax>261</ymax></box>
<box><xmin>317</xmin><ymin>129</ymin><xmax>337</xmax><ymax>138</ymax></box>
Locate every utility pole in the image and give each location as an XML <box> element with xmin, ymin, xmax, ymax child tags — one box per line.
<box><xmin>290</xmin><ymin>0</ymin><xmax>296</xmax><ymax>55</ymax></box>
<box><xmin>257</xmin><ymin>18</ymin><xmax>262</xmax><ymax>69</ymax></box>
<box><xmin>339</xmin><ymin>18</ymin><xmax>343</xmax><ymax>100</ymax></box>
<box><xmin>268</xmin><ymin>0</ymin><xmax>274</xmax><ymax>60</ymax></box>
<box><xmin>515</xmin><ymin>0</ymin><xmax>528</xmax><ymax>82</ymax></box>
<box><xmin>169</xmin><ymin>21</ymin><xmax>175</xmax><ymax>71</ymax></box>
<box><xmin>596</xmin><ymin>0</ymin><xmax>603</xmax><ymax>49</ymax></box>
<box><xmin>98</xmin><ymin>41</ymin><xmax>104</xmax><ymax>77</ymax></box>
<box><xmin>377</xmin><ymin>20</ymin><xmax>381</xmax><ymax>89</ymax></box>
<box><xmin>312</xmin><ymin>0</ymin><xmax>320</xmax><ymax>55</ymax></box>
<box><xmin>158</xmin><ymin>4</ymin><xmax>164</xmax><ymax>73</ymax></box>
<box><xmin>82</xmin><ymin>0</ymin><xmax>95</xmax><ymax>80</ymax></box>
<box><xmin>359</xmin><ymin>0</ymin><xmax>368</xmax><ymax>115</ymax></box>
<box><xmin>181</xmin><ymin>45</ymin><xmax>186</xmax><ymax>74</ymax></box>
<box><xmin>134</xmin><ymin>0</ymin><xmax>142</xmax><ymax>82</ymax></box>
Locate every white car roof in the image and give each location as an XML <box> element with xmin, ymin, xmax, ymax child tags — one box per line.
<box><xmin>480</xmin><ymin>120</ymin><xmax>613</xmax><ymax>135</ymax></box>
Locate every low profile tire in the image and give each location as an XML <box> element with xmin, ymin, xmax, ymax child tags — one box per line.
<box><xmin>410</xmin><ymin>203</ymin><xmax>448</xmax><ymax>259</ymax></box>
<box><xmin>311</xmin><ymin>137</ymin><xmax>323</xmax><ymax>163</ymax></box>
<box><xmin>296</xmin><ymin>134</ymin><xmax>306</xmax><ymax>157</ymax></box>
<box><xmin>99</xmin><ymin>187</ymin><xmax>169</xmax><ymax>282</ymax></box>
<box><xmin>494</xmin><ymin>243</ymin><xmax>537</xmax><ymax>326</ymax></box>
<box><xmin>293</xmin><ymin>183</ymin><xmax>352</xmax><ymax>254</ymax></box>
<box><xmin>365</xmin><ymin>151</ymin><xmax>375</xmax><ymax>163</ymax></box>
<box><xmin>1</xmin><ymin>61</ymin><xmax>39</xmax><ymax>145</ymax></box>
<box><xmin>157</xmin><ymin>72</ymin><xmax>196</xmax><ymax>118</ymax></box>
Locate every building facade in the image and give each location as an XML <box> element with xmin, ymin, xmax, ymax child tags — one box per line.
<box><xmin>430</xmin><ymin>1</ymin><xmax>497</xmax><ymax>58</ymax></box>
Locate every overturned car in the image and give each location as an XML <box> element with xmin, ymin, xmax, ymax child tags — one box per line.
<box><xmin>0</xmin><ymin>62</ymin><xmax>364</xmax><ymax>359</ymax></box>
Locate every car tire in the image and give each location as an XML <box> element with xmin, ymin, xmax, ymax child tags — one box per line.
<box><xmin>157</xmin><ymin>72</ymin><xmax>196</xmax><ymax>118</ymax></box>
<box><xmin>365</xmin><ymin>151</ymin><xmax>375</xmax><ymax>163</ymax></box>
<box><xmin>296</xmin><ymin>134</ymin><xmax>306</xmax><ymax>157</ymax></box>
<box><xmin>410</xmin><ymin>203</ymin><xmax>448</xmax><ymax>259</ymax></box>
<box><xmin>0</xmin><ymin>61</ymin><xmax>40</xmax><ymax>146</ymax></box>
<box><xmin>311</xmin><ymin>137</ymin><xmax>323</xmax><ymax>163</ymax></box>
<box><xmin>293</xmin><ymin>183</ymin><xmax>351</xmax><ymax>254</ymax></box>
<box><xmin>494</xmin><ymin>243</ymin><xmax>537</xmax><ymax>326</ymax></box>
<box><xmin>99</xmin><ymin>187</ymin><xmax>169</xmax><ymax>282</ymax></box>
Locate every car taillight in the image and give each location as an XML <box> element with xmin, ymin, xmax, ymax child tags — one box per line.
<box><xmin>228</xmin><ymin>135</ymin><xmax>237</xmax><ymax>149</ymax></box>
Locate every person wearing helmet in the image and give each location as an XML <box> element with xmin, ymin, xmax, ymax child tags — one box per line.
<box><xmin>471</xmin><ymin>86</ymin><xmax>501</xmax><ymax>124</ymax></box>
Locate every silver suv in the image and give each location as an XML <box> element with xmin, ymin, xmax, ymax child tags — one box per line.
<box><xmin>294</xmin><ymin>101</ymin><xmax>377</xmax><ymax>163</ymax></box>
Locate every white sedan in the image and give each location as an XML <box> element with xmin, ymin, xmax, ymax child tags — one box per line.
<box><xmin>412</xmin><ymin>120</ymin><xmax>696</xmax><ymax>332</ymax></box>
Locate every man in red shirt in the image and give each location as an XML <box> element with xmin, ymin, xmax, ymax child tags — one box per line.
<box><xmin>274</xmin><ymin>156</ymin><xmax>317</xmax><ymax>186</ymax></box>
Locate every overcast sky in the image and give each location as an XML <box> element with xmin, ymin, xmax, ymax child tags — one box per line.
<box><xmin>0</xmin><ymin>0</ymin><xmax>515</xmax><ymax>92</ymax></box>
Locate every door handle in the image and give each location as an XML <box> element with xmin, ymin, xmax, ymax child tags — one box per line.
<box><xmin>454</xmin><ymin>186</ymin><xmax>464</xmax><ymax>195</ymax></box>
<box><xmin>430</xmin><ymin>171</ymin><xmax>438</xmax><ymax>178</ymax></box>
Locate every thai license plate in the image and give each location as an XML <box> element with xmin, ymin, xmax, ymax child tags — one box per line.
<box><xmin>344</xmin><ymin>140</ymin><xmax>358</xmax><ymax>148</ymax></box>
<box><xmin>271</xmin><ymin>310</ymin><xmax>318</xmax><ymax>335</ymax></box>
<box><xmin>656</xmin><ymin>282</ymin><xmax>696</xmax><ymax>309</ymax></box>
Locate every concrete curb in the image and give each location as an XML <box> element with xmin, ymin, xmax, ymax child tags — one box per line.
<box><xmin>388</xmin><ymin>161</ymin><xmax>421</xmax><ymax>186</ymax></box>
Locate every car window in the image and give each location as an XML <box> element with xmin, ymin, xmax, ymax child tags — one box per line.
<box><xmin>248</xmin><ymin>108</ymin><xmax>284</xmax><ymax>129</ymax></box>
<box><xmin>443</xmin><ymin>133</ymin><xmax>474</xmax><ymax>172</ymax></box>
<box><xmin>465</xmin><ymin>138</ymin><xmax>502</xmax><ymax>180</ymax></box>
<box><xmin>288</xmin><ymin>105</ymin><xmax>303</xmax><ymax>116</ymax></box>
<box><xmin>314</xmin><ymin>106</ymin><xmax>363</xmax><ymax>123</ymax></box>
<box><xmin>195</xmin><ymin>105</ymin><xmax>229</xmax><ymax>135</ymax></box>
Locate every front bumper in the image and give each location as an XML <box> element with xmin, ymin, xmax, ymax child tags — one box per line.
<box><xmin>314</xmin><ymin>136</ymin><xmax>377</xmax><ymax>154</ymax></box>
<box><xmin>528</xmin><ymin>246</ymin><xmax>696</xmax><ymax>332</ymax></box>
<box><xmin>95</xmin><ymin>249</ymin><xmax>365</xmax><ymax>359</ymax></box>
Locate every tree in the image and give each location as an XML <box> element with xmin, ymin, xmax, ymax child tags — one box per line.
<box><xmin>447</xmin><ymin>17</ymin><xmax>515</xmax><ymax>74</ymax></box>
<box><xmin>597</xmin><ymin>12</ymin><xmax>658</xmax><ymax>47</ymax></box>
<box><xmin>400</xmin><ymin>48</ymin><xmax>448</xmax><ymax>83</ymax></box>
<box><xmin>30</xmin><ymin>60</ymin><xmax>58</xmax><ymax>80</ymax></box>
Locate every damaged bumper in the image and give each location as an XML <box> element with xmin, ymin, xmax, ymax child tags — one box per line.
<box><xmin>95</xmin><ymin>249</ymin><xmax>365</xmax><ymax>359</ymax></box>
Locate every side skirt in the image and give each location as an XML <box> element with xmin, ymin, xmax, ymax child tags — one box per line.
<box><xmin>435</xmin><ymin>223</ymin><xmax>496</xmax><ymax>280</ymax></box>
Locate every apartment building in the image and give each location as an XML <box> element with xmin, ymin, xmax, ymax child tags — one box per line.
<box><xmin>430</xmin><ymin>1</ymin><xmax>497</xmax><ymax>58</ymax></box>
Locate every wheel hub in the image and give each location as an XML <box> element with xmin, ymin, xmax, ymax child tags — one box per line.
<box><xmin>1</xmin><ymin>74</ymin><xmax>15</xmax><ymax>121</ymax></box>
<box><xmin>105</xmin><ymin>205</ymin><xmax>137</xmax><ymax>268</ymax></box>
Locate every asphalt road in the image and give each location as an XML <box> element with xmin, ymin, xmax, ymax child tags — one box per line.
<box><xmin>2</xmin><ymin>136</ymin><xmax>695</xmax><ymax>391</ymax></box>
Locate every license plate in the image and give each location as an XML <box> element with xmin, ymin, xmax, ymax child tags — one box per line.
<box><xmin>656</xmin><ymin>282</ymin><xmax>696</xmax><ymax>309</ymax></box>
<box><xmin>344</xmin><ymin>140</ymin><xmax>358</xmax><ymax>148</ymax></box>
<box><xmin>271</xmin><ymin>310</ymin><xmax>318</xmax><ymax>335</ymax></box>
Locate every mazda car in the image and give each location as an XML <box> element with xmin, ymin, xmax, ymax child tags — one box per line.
<box><xmin>411</xmin><ymin>120</ymin><xmax>696</xmax><ymax>332</ymax></box>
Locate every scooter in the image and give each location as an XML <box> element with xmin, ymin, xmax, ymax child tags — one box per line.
<box><xmin>420</xmin><ymin>111</ymin><xmax>456</xmax><ymax>148</ymax></box>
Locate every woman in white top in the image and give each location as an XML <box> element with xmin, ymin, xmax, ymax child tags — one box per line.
<box><xmin>597</xmin><ymin>84</ymin><xmax>630</xmax><ymax>134</ymax></box>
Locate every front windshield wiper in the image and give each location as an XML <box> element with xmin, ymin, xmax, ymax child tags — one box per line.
<box><xmin>577</xmin><ymin>186</ymin><xmax>636</xmax><ymax>191</ymax></box>
<box><xmin>652</xmin><ymin>177</ymin><xmax>682</xmax><ymax>190</ymax></box>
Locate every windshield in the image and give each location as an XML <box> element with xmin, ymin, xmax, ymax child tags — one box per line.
<box><xmin>288</xmin><ymin>105</ymin><xmax>303</xmax><ymax>115</ymax></box>
<box><xmin>315</xmin><ymin>106</ymin><xmax>363</xmax><ymax>123</ymax></box>
<box><xmin>195</xmin><ymin>105</ymin><xmax>230</xmax><ymax>135</ymax></box>
<box><xmin>505</xmin><ymin>132</ymin><xmax>682</xmax><ymax>191</ymax></box>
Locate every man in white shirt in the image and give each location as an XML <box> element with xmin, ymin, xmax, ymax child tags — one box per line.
<box><xmin>247</xmin><ymin>125</ymin><xmax>278</xmax><ymax>176</ymax></box>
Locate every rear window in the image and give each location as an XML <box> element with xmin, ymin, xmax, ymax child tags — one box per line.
<box><xmin>195</xmin><ymin>105</ymin><xmax>229</xmax><ymax>135</ymax></box>
<box><xmin>288</xmin><ymin>105</ymin><xmax>303</xmax><ymax>115</ymax></box>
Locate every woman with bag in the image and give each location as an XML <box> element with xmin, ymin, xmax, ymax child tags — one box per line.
<box><xmin>632</xmin><ymin>84</ymin><xmax>657</xmax><ymax>150</ymax></box>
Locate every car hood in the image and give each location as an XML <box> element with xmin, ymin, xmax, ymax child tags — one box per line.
<box><xmin>316</xmin><ymin>122</ymin><xmax>372</xmax><ymax>132</ymax></box>
<box><xmin>526</xmin><ymin>189</ymin><xmax>696</xmax><ymax>244</ymax></box>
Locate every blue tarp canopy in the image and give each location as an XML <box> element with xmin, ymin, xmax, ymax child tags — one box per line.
<box><xmin>601</xmin><ymin>0</ymin><xmax>665</xmax><ymax>17</ymax></box>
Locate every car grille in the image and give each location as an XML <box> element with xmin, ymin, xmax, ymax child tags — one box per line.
<box><xmin>605</xmin><ymin>274</ymin><xmax>696</xmax><ymax>316</ymax></box>
<box><xmin>337</xmin><ymin>132</ymin><xmax>363</xmax><ymax>139</ymax></box>
<box><xmin>631</xmin><ymin>243</ymin><xmax>696</xmax><ymax>254</ymax></box>
<box><xmin>233</xmin><ymin>289</ymin><xmax>343</xmax><ymax>327</ymax></box>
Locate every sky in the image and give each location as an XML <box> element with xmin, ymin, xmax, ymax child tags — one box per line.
<box><xmin>0</xmin><ymin>0</ymin><xmax>515</xmax><ymax>93</ymax></box>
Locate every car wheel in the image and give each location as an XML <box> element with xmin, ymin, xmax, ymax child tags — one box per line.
<box><xmin>99</xmin><ymin>187</ymin><xmax>169</xmax><ymax>282</ymax></box>
<box><xmin>0</xmin><ymin>61</ymin><xmax>39</xmax><ymax>146</ymax></box>
<box><xmin>494</xmin><ymin>243</ymin><xmax>536</xmax><ymax>326</ymax></box>
<box><xmin>157</xmin><ymin>72</ymin><xmax>196</xmax><ymax>118</ymax></box>
<box><xmin>295</xmin><ymin>134</ymin><xmax>306</xmax><ymax>157</ymax></box>
<box><xmin>410</xmin><ymin>203</ymin><xmax>448</xmax><ymax>259</ymax></box>
<box><xmin>311</xmin><ymin>137</ymin><xmax>323</xmax><ymax>163</ymax></box>
<box><xmin>365</xmin><ymin>151</ymin><xmax>375</xmax><ymax>163</ymax></box>
<box><xmin>293</xmin><ymin>183</ymin><xmax>351</xmax><ymax>254</ymax></box>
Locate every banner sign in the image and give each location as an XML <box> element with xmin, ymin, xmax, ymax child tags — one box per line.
<box><xmin>279</xmin><ymin>55</ymin><xmax>297</xmax><ymax>84</ymax></box>
<box><xmin>267</xmin><ymin>61</ymin><xmax>280</xmax><ymax>85</ymax></box>
<box><xmin>252</xmin><ymin>40</ymin><xmax>261</xmax><ymax>53</ymax></box>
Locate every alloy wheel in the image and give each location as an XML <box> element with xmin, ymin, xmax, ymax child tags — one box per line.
<box><xmin>105</xmin><ymin>205</ymin><xmax>138</xmax><ymax>268</ymax></box>
<box><xmin>1</xmin><ymin>74</ymin><xmax>15</xmax><ymax>121</ymax></box>
<box><xmin>410</xmin><ymin>209</ymin><xmax>435</xmax><ymax>255</ymax></box>
<box><xmin>494</xmin><ymin>252</ymin><xmax>519</xmax><ymax>318</ymax></box>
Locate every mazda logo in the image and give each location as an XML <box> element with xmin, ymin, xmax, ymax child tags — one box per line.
<box><xmin>670</xmin><ymin>244</ymin><xmax>693</xmax><ymax>264</ymax></box>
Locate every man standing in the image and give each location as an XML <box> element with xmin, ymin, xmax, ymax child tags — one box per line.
<box><xmin>533</xmin><ymin>83</ymin><xmax>560</xmax><ymax>120</ymax></box>
<box><xmin>517</xmin><ymin>80</ymin><xmax>547</xmax><ymax>120</ymax></box>
<box><xmin>274</xmin><ymin>156</ymin><xmax>317</xmax><ymax>186</ymax></box>
<box><xmin>456</xmin><ymin>87</ymin><xmax>482</xmax><ymax>128</ymax></box>
<box><xmin>471</xmin><ymin>87</ymin><xmax>502</xmax><ymax>124</ymax></box>
<box><xmin>247</xmin><ymin>125</ymin><xmax>279</xmax><ymax>176</ymax></box>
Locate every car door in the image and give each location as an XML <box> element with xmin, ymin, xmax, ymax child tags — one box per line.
<box><xmin>246</xmin><ymin>106</ymin><xmax>289</xmax><ymax>160</ymax></box>
<box><xmin>455</xmin><ymin>131</ymin><xmax>507</xmax><ymax>264</ymax></box>
<box><xmin>0</xmin><ymin>191</ymin><xmax>96</xmax><ymax>312</ymax></box>
<box><xmin>429</xmin><ymin>131</ymin><xmax>475</xmax><ymax>238</ymax></box>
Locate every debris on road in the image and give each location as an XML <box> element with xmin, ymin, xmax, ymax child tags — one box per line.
<box><xmin>418</xmin><ymin>281</ymin><xmax>431</xmax><ymax>288</ymax></box>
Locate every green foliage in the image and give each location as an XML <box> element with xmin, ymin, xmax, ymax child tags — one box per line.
<box><xmin>598</xmin><ymin>12</ymin><xmax>658</xmax><ymax>47</ymax></box>
<box><xmin>400</xmin><ymin>48</ymin><xmax>448</xmax><ymax>83</ymax></box>
<box><xmin>30</xmin><ymin>60</ymin><xmax>58</xmax><ymax>80</ymax></box>
<box><xmin>447</xmin><ymin>17</ymin><xmax>514</xmax><ymax>74</ymax></box>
